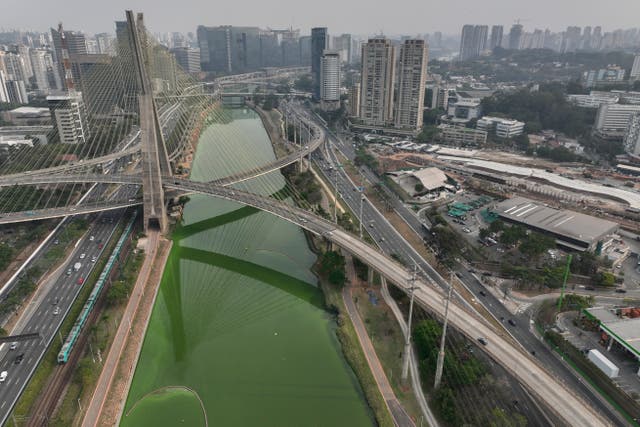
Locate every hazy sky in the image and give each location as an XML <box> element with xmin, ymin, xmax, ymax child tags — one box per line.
<box><xmin>2</xmin><ymin>0</ymin><xmax>640</xmax><ymax>36</ymax></box>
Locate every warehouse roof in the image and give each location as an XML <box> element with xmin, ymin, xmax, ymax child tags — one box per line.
<box><xmin>494</xmin><ymin>197</ymin><xmax>618</xmax><ymax>247</ymax></box>
<box><xmin>412</xmin><ymin>168</ymin><xmax>448</xmax><ymax>191</ymax></box>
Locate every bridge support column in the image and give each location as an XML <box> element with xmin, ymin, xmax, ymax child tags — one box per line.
<box><xmin>127</xmin><ymin>10</ymin><xmax>171</xmax><ymax>233</ymax></box>
<box><xmin>367</xmin><ymin>266</ymin><xmax>374</xmax><ymax>284</ymax></box>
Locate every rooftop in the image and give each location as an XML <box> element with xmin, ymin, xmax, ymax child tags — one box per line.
<box><xmin>585</xmin><ymin>307</ymin><xmax>640</xmax><ymax>360</ymax></box>
<box><xmin>494</xmin><ymin>197</ymin><xmax>618</xmax><ymax>246</ymax></box>
<box><xmin>8</xmin><ymin>107</ymin><xmax>50</xmax><ymax>116</ymax></box>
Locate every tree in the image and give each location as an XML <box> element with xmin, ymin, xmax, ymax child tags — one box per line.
<box><xmin>294</xmin><ymin>75</ymin><xmax>313</xmax><ymax>92</ymax></box>
<box><xmin>414</xmin><ymin>183</ymin><xmax>425</xmax><ymax>193</ymax></box>
<box><xmin>416</xmin><ymin>125</ymin><xmax>439</xmax><ymax>143</ymax></box>
<box><xmin>595</xmin><ymin>271</ymin><xmax>615</xmax><ymax>287</ymax></box>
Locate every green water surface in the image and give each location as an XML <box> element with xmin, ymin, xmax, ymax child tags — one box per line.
<box><xmin>121</xmin><ymin>108</ymin><xmax>373</xmax><ymax>427</ymax></box>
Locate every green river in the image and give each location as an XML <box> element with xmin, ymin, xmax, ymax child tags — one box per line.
<box><xmin>121</xmin><ymin>108</ymin><xmax>373</xmax><ymax>426</ymax></box>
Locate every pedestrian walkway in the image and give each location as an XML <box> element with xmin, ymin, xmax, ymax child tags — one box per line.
<box><xmin>343</xmin><ymin>255</ymin><xmax>415</xmax><ymax>427</ymax></box>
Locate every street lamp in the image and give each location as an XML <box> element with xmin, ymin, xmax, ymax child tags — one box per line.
<box><xmin>401</xmin><ymin>264</ymin><xmax>418</xmax><ymax>381</ymax></box>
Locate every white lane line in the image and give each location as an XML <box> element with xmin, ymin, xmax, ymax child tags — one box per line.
<box><xmin>1</xmin><ymin>401</ymin><xmax>5</xmax><ymax>409</ymax></box>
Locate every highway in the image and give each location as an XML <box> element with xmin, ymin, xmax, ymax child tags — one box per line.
<box><xmin>305</xmin><ymin>113</ymin><xmax>627</xmax><ymax>426</ymax></box>
<box><xmin>0</xmin><ymin>208</ymin><xmax>125</xmax><ymax>426</ymax></box>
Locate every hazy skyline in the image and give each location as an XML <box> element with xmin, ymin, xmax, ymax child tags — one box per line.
<box><xmin>1</xmin><ymin>0</ymin><xmax>639</xmax><ymax>36</ymax></box>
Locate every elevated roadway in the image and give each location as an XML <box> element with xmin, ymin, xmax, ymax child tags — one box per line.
<box><xmin>162</xmin><ymin>177</ymin><xmax>609</xmax><ymax>427</ymax></box>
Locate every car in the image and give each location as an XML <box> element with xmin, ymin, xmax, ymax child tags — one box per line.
<box><xmin>477</xmin><ymin>337</ymin><xmax>488</xmax><ymax>346</ymax></box>
<box><xmin>615</xmin><ymin>289</ymin><xmax>627</xmax><ymax>293</ymax></box>
<box><xmin>9</xmin><ymin>342</ymin><xmax>17</xmax><ymax>351</ymax></box>
<box><xmin>77</xmin><ymin>277</ymin><xmax>84</xmax><ymax>285</ymax></box>
<box><xmin>98</xmin><ymin>243</ymin><xmax>104</xmax><ymax>249</ymax></box>
<box><xmin>79</xmin><ymin>253</ymin><xmax>86</xmax><ymax>259</ymax></box>
<box><xmin>91</xmin><ymin>256</ymin><xmax>97</xmax><ymax>263</ymax></box>
<box><xmin>479</xmin><ymin>290</ymin><xmax>487</xmax><ymax>297</ymax></box>
<box><xmin>53</xmin><ymin>307</ymin><xmax>60</xmax><ymax>315</ymax></box>
<box><xmin>66</xmin><ymin>269</ymin><xmax>72</xmax><ymax>276</ymax></box>
<box><xmin>52</xmin><ymin>298</ymin><xmax>59</xmax><ymax>306</ymax></box>
<box><xmin>89</xmin><ymin>235</ymin><xmax>95</xmax><ymax>241</ymax></box>
<box><xmin>508</xmin><ymin>319</ymin><xmax>517</xmax><ymax>327</ymax></box>
<box><xmin>0</xmin><ymin>371</ymin><xmax>7</xmax><ymax>382</ymax></box>
<box><xmin>14</xmin><ymin>354</ymin><xmax>24</xmax><ymax>365</ymax></box>
<box><xmin>585</xmin><ymin>286</ymin><xmax>595</xmax><ymax>291</ymax></box>
<box><xmin>53</xmin><ymin>239</ymin><xmax>59</xmax><ymax>245</ymax></box>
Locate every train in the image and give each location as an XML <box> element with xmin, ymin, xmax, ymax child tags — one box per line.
<box><xmin>57</xmin><ymin>212</ymin><xmax>137</xmax><ymax>364</ymax></box>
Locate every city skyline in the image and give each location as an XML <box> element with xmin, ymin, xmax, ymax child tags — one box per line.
<box><xmin>1</xmin><ymin>0</ymin><xmax>639</xmax><ymax>36</ymax></box>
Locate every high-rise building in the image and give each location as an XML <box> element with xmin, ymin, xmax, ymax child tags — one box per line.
<box><xmin>29</xmin><ymin>49</ymin><xmax>50</xmax><ymax>92</ymax></box>
<box><xmin>631</xmin><ymin>55</ymin><xmax>640</xmax><ymax>81</ymax></box>
<box><xmin>311</xmin><ymin>27</ymin><xmax>328</xmax><ymax>99</ymax></box>
<box><xmin>196</xmin><ymin>25</ymin><xmax>261</xmax><ymax>73</ymax></box>
<box><xmin>5</xmin><ymin>79</ymin><xmax>28</xmax><ymax>104</ymax></box>
<box><xmin>47</xmin><ymin>92</ymin><xmax>89</xmax><ymax>144</ymax></box>
<box><xmin>348</xmin><ymin>84</ymin><xmax>360</xmax><ymax>117</ymax></box>
<box><xmin>583</xmin><ymin>65</ymin><xmax>626</xmax><ymax>88</ymax></box>
<box><xmin>51</xmin><ymin>27</ymin><xmax>87</xmax><ymax>90</ymax></box>
<box><xmin>509</xmin><ymin>24</ymin><xmax>523</xmax><ymax>50</ymax></box>
<box><xmin>359</xmin><ymin>38</ymin><xmax>395</xmax><ymax>127</ymax></box>
<box><xmin>395</xmin><ymin>39</ymin><xmax>428</xmax><ymax>130</ymax></box>
<box><xmin>623</xmin><ymin>113</ymin><xmax>640</xmax><ymax>155</ymax></box>
<box><xmin>95</xmin><ymin>33</ymin><xmax>115</xmax><ymax>55</ymax></box>
<box><xmin>171</xmin><ymin>47</ymin><xmax>201</xmax><ymax>73</ymax></box>
<box><xmin>489</xmin><ymin>25</ymin><xmax>503</xmax><ymax>50</ymax></box>
<box><xmin>561</xmin><ymin>26</ymin><xmax>582</xmax><ymax>53</ymax></box>
<box><xmin>332</xmin><ymin>34</ymin><xmax>353</xmax><ymax>63</ymax></box>
<box><xmin>459</xmin><ymin>25</ymin><xmax>487</xmax><ymax>60</ymax></box>
<box><xmin>0</xmin><ymin>71</ymin><xmax>9</xmax><ymax>103</ymax></box>
<box><xmin>319</xmin><ymin>50</ymin><xmax>341</xmax><ymax>110</ymax></box>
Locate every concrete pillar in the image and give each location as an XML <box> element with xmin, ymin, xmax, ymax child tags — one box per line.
<box><xmin>607</xmin><ymin>336</ymin><xmax>613</xmax><ymax>351</ymax></box>
<box><xmin>367</xmin><ymin>267</ymin><xmax>374</xmax><ymax>285</ymax></box>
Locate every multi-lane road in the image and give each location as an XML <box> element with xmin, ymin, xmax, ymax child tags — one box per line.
<box><xmin>303</xmin><ymin>109</ymin><xmax>628</xmax><ymax>426</ymax></box>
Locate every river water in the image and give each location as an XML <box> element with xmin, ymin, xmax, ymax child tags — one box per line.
<box><xmin>121</xmin><ymin>108</ymin><xmax>373</xmax><ymax>426</ymax></box>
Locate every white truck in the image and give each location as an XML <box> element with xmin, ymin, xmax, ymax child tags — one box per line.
<box><xmin>588</xmin><ymin>349</ymin><xmax>619</xmax><ymax>378</ymax></box>
<box><xmin>73</xmin><ymin>262</ymin><xmax>82</xmax><ymax>272</ymax></box>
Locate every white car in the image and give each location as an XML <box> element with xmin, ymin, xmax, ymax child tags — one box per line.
<box><xmin>0</xmin><ymin>371</ymin><xmax>7</xmax><ymax>382</ymax></box>
<box><xmin>53</xmin><ymin>307</ymin><xmax>61</xmax><ymax>316</ymax></box>
<box><xmin>79</xmin><ymin>253</ymin><xmax>86</xmax><ymax>259</ymax></box>
<box><xmin>89</xmin><ymin>235</ymin><xmax>95</xmax><ymax>241</ymax></box>
<box><xmin>9</xmin><ymin>342</ymin><xmax>17</xmax><ymax>351</ymax></box>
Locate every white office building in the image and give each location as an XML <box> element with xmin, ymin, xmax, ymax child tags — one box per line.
<box><xmin>47</xmin><ymin>92</ymin><xmax>90</xmax><ymax>144</ymax></box>
<box><xmin>583</xmin><ymin>66</ymin><xmax>626</xmax><ymax>88</ymax></box>
<box><xmin>477</xmin><ymin>116</ymin><xmax>525</xmax><ymax>138</ymax></box>
<box><xmin>566</xmin><ymin>93</ymin><xmax>619</xmax><ymax>108</ymax></box>
<box><xmin>29</xmin><ymin>49</ymin><xmax>51</xmax><ymax>93</ymax></box>
<box><xmin>595</xmin><ymin>103</ymin><xmax>640</xmax><ymax>139</ymax></box>
<box><xmin>395</xmin><ymin>39</ymin><xmax>428</xmax><ymax>130</ymax></box>
<box><xmin>320</xmin><ymin>50</ymin><xmax>341</xmax><ymax>110</ymax></box>
<box><xmin>624</xmin><ymin>113</ymin><xmax>640</xmax><ymax>156</ymax></box>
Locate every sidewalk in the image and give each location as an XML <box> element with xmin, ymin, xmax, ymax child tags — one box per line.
<box><xmin>343</xmin><ymin>255</ymin><xmax>415</xmax><ymax>427</ymax></box>
<box><xmin>81</xmin><ymin>231</ymin><xmax>170</xmax><ymax>427</ymax></box>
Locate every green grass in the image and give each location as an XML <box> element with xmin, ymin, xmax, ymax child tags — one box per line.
<box><xmin>11</xmin><ymin>220</ymin><xmax>126</xmax><ymax>420</ymax></box>
<box><xmin>315</xmin><ymin>256</ymin><xmax>395</xmax><ymax>427</ymax></box>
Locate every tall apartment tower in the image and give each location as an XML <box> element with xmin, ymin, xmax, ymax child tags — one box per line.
<box><xmin>395</xmin><ymin>39</ymin><xmax>428</xmax><ymax>130</ymax></box>
<box><xmin>509</xmin><ymin>24</ymin><xmax>523</xmax><ymax>50</ymax></box>
<box><xmin>320</xmin><ymin>50</ymin><xmax>341</xmax><ymax>110</ymax></box>
<box><xmin>29</xmin><ymin>49</ymin><xmax>51</xmax><ymax>93</ymax></box>
<box><xmin>631</xmin><ymin>55</ymin><xmax>640</xmax><ymax>81</ymax></box>
<box><xmin>311</xmin><ymin>27</ymin><xmax>328</xmax><ymax>99</ymax></box>
<box><xmin>489</xmin><ymin>26</ymin><xmax>504</xmax><ymax>50</ymax></box>
<box><xmin>459</xmin><ymin>25</ymin><xmax>488</xmax><ymax>60</ymax></box>
<box><xmin>359</xmin><ymin>38</ymin><xmax>396</xmax><ymax>127</ymax></box>
<box><xmin>348</xmin><ymin>84</ymin><xmax>360</xmax><ymax>117</ymax></box>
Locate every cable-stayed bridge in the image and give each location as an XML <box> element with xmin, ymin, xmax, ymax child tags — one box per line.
<box><xmin>0</xmin><ymin>10</ymin><xmax>612</xmax><ymax>427</ymax></box>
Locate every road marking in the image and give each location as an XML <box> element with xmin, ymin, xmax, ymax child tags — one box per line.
<box><xmin>1</xmin><ymin>401</ymin><xmax>5</xmax><ymax>409</ymax></box>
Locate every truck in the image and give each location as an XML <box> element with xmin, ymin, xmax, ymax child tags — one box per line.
<box><xmin>73</xmin><ymin>262</ymin><xmax>82</xmax><ymax>272</ymax></box>
<box><xmin>588</xmin><ymin>349</ymin><xmax>619</xmax><ymax>378</ymax></box>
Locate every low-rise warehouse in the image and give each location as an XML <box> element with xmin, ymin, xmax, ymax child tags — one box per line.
<box><xmin>493</xmin><ymin>197</ymin><xmax>618</xmax><ymax>252</ymax></box>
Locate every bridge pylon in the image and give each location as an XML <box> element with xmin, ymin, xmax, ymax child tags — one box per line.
<box><xmin>126</xmin><ymin>10</ymin><xmax>171</xmax><ymax>233</ymax></box>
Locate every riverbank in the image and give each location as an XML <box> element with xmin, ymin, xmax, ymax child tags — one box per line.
<box><xmin>81</xmin><ymin>232</ymin><xmax>172</xmax><ymax>427</ymax></box>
